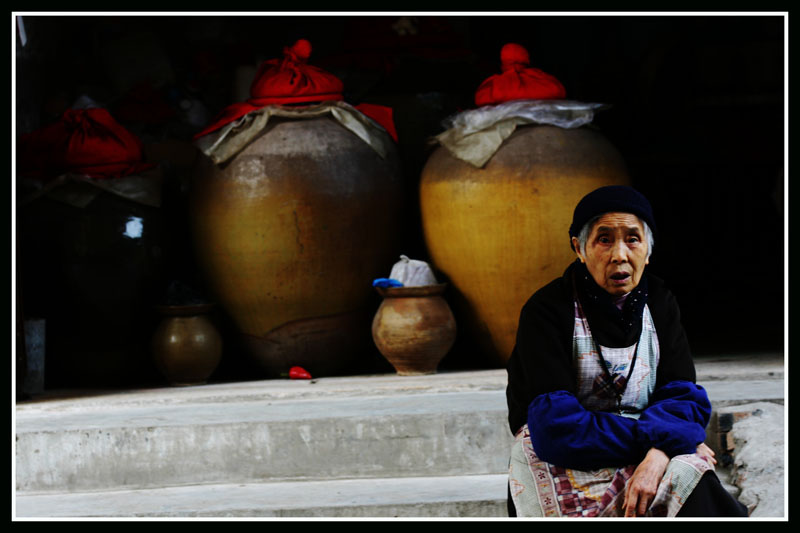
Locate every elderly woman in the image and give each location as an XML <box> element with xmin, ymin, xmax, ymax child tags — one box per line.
<box><xmin>506</xmin><ymin>186</ymin><xmax>749</xmax><ymax>517</ymax></box>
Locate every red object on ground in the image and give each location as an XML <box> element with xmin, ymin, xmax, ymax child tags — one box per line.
<box><xmin>17</xmin><ymin>107</ymin><xmax>155</xmax><ymax>180</ymax></box>
<box><xmin>474</xmin><ymin>43</ymin><xmax>566</xmax><ymax>106</ymax></box>
<box><xmin>194</xmin><ymin>39</ymin><xmax>397</xmax><ymax>142</ymax></box>
<box><xmin>289</xmin><ymin>366</ymin><xmax>313</xmax><ymax>380</ymax></box>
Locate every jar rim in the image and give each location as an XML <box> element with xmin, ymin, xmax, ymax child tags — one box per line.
<box><xmin>375</xmin><ymin>283</ymin><xmax>448</xmax><ymax>298</ymax></box>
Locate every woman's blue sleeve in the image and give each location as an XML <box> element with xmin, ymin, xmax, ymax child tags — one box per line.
<box><xmin>636</xmin><ymin>380</ymin><xmax>712</xmax><ymax>457</ymax></box>
<box><xmin>527</xmin><ymin>391</ymin><xmax>647</xmax><ymax>470</ymax></box>
<box><xmin>528</xmin><ymin>381</ymin><xmax>711</xmax><ymax>470</ymax></box>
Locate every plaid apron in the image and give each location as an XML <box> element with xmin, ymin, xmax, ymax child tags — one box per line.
<box><xmin>508</xmin><ymin>301</ymin><xmax>713</xmax><ymax>517</ymax></box>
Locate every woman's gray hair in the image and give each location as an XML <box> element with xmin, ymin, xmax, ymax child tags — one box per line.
<box><xmin>576</xmin><ymin>214</ymin><xmax>654</xmax><ymax>259</ymax></box>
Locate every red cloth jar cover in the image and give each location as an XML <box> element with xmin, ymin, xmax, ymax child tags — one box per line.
<box><xmin>194</xmin><ymin>39</ymin><xmax>398</xmax><ymax>142</ymax></box>
<box><xmin>18</xmin><ymin>107</ymin><xmax>155</xmax><ymax>180</ymax></box>
<box><xmin>474</xmin><ymin>43</ymin><xmax>566</xmax><ymax>106</ymax></box>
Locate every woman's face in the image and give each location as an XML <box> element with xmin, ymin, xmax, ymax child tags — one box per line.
<box><xmin>572</xmin><ymin>212</ymin><xmax>650</xmax><ymax>296</ymax></box>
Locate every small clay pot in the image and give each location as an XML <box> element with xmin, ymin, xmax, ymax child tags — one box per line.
<box><xmin>152</xmin><ymin>304</ymin><xmax>222</xmax><ymax>386</ymax></box>
<box><xmin>371</xmin><ymin>283</ymin><xmax>456</xmax><ymax>375</ymax></box>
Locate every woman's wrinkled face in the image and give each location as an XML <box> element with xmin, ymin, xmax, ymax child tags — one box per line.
<box><xmin>572</xmin><ymin>212</ymin><xmax>650</xmax><ymax>296</ymax></box>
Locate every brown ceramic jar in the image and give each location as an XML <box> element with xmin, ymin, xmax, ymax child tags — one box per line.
<box><xmin>151</xmin><ymin>304</ymin><xmax>222</xmax><ymax>386</ymax></box>
<box><xmin>189</xmin><ymin>116</ymin><xmax>402</xmax><ymax>377</ymax></box>
<box><xmin>371</xmin><ymin>284</ymin><xmax>456</xmax><ymax>375</ymax></box>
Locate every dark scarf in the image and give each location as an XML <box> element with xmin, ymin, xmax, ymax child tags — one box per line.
<box><xmin>572</xmin><ymin>260</ymin><xmax>649</xmax><ymax>348</ymax></box>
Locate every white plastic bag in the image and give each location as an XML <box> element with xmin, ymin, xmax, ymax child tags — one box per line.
<box><xmin>388</xmin><ymin>255</ymin><xmax>438</xmax><ymax>287</ymax></box>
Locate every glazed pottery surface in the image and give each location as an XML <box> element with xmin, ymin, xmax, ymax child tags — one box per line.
<box><xmin>371</xmin><ymin>283</ymin><xmax>457</xmax><ymax>375</ymax></box>
<box><xmin>189</xmin><ymin>116</ymin><xmax>402</xmax><ymax>377</ymax></box>
<box><xmin>152</xmin><ymin>304</ymin><xmax>222</xmax><ymax>386</ymax></box>
<box><xmin>419</xmin><ymin>125</ymin><xmax>629</xmax><ymax>365</ymax></box>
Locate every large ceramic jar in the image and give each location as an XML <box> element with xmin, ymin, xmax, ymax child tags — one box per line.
<box><xmin>419</xmin><ymin>44</ymin><xmax>629</xmax><ymax>366</ymax></box>
<box><xmin>16</xmin><ymin>108</ymin><xmax>164</xmax><ymax>388</ymax></box>
<box><xmin>19</xmin><ymin>189</ymin><xmax>165</xmax><ymax>388</ymax></box>
<box><xmin>189</xmin><ymin>41</ymin><xmax>402</xmax><ymax>378</ymax></box>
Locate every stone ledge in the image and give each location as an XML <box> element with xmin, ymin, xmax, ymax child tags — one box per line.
<box><xmin>16</xmin><ymin>390</ymin><xmax>513</xmax><ymax>493</ymax></box>
<box><xmin>14</xmin><ymin>474</ymin><xmax>509</xmax><ymax>518</ymax></box>
<box><xmin>708</xmin><ymin>402</ymin><xmax>785</xmax><ymax>518</ymax></box>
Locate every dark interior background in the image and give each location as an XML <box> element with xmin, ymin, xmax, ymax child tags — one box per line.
<box><xmin>14</xmin><ymin>14</ymin><xmax>785</xmax><ymax>389</ymax></box>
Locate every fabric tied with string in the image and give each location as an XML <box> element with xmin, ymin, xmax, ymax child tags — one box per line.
<box><xmin>433</xmin><ymin>43</ymin><xmax>595</xmax><ymax>167</ymax></box>
<box><xmin>474</xmin><ymin>43</ymin><xmax>566</xmax><ymax>106</ymax></box>
<box><xmin>18</xmin><ymin>107</ymin><xmax>155</xmax><ymax>181</ymax></box>
<box><xmin>194</xmin><ymin>39</ymin><xmax>397</xmax><ymax>143</ymax></box>
<box><xmin>249</xmin><ymin>39</ymin><xmax>344</xmax><ymax>106</ymax></box>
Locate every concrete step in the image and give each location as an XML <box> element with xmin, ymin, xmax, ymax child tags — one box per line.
<box><xmin>14</xmin><ymin>353</ymin><xmax>784</xmax><ymax>517</ymax></box>
<box><xmin>14</xmin><ymin>474</ymin><xmax>509</xmax><ymax>518</ymax></box>
<box><xmin>16</xmin><ymin>373</ymin><xmax>513</xmax><ymax>494</ymax></box>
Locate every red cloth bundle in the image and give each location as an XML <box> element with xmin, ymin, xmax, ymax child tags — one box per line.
<box><xmin>17</xmin><ymin>107</ymin><xmax>155</xmax><ymax>180</ymax></box>
<box><xmin>474</xmin><ymin>43</ymin><xmax>566</xmax><ymax>107</ymax></box>
<box><xmin>249</xmin><ymin>38</ymin><xmax>344</xmax><ymax>106</ymax></box>
<box><xmin>194</xmin><ymin>39</ymin><xmax>397</xmax><ymax>142</ymax></box>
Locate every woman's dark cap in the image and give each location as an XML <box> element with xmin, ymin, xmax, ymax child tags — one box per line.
<box><xmin>568</xmin><ymin>185</ymin><xmax>657</xmax><ymax>245</ymax></box>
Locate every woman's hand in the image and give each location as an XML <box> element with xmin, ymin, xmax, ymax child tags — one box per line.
<box><xmin>623</xmin><ymin>447</ymin><xmax>670</xmax><ymax>517</ymax></box>
<box><xmin>696</xmin><ymin>442</ymin><xmax>717</xmax><ymax>465</ymax></box>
